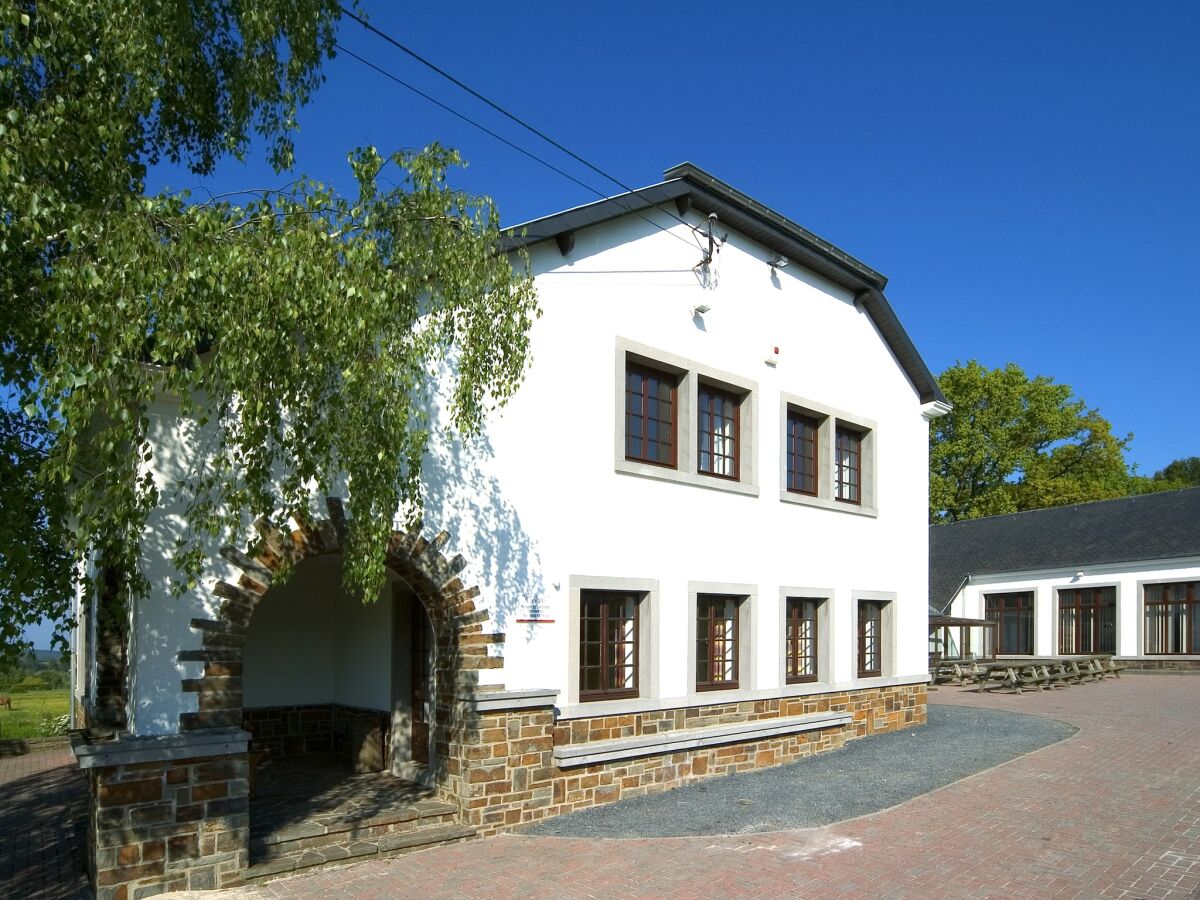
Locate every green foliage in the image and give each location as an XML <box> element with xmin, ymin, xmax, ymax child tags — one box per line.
<box><xmin>1153</xmin><ymin>457</ymin><xmax>1200</xmax><ymax>487</ymax></box>
<box><xmin>1</xmin><ymin>2</ymin><xmax>539</xmax><ymax>655</ymax></box>
<box><xmin>930</xmin><ymin>361</ymin><xmax>1133</xmax><ymax>523</ymax></box>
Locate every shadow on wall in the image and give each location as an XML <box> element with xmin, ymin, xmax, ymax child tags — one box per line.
<box><xmin>420</xmin><ymin>424</ymin><xmax>545</xmax><ymax>640</ymax></box>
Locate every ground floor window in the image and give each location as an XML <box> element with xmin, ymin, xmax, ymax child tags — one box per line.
<box><xmin>785</xmin><ymin>597</ymin><xmax>820</xmax><ymax>683</ymax></box>
<box><xmin>579</xmin><ymin>590</ymin><xmax>639</xmax><ymax>700</ymax></box>
<box><xmin>1058</xmin><ymin>586</ymin><xmax>1116</xmax><ymax>654</ymax></box>
<box><xmin>858</xmin><ymin>600</ymin><xmax>883</xmax><ymax>677</ymax></box>
<box><xmin>985</xmin><ymin>591</ymin><xmax>1034</xmax><ymax>655</ymax></box>
<box><xmin>1144</xmin><ymin>582</ymin><xmax>1199</xmax><ymax>655</ymax></box>
<box><xmin>696</xmin><ymin>594</ymin><xmax>740</xmax><ymax>690</ymax></box>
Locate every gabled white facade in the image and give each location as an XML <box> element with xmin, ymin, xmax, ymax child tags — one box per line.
<box><xmin>75</xmin><ymin>168</ymin><xmax>945</xmax><ymax>736</ymax></box>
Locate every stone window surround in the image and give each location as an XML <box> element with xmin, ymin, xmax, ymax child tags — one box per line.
<box><xmin>566</xmin><ymin>575</ymin><xmax>659</xmax><ymax>706</ymax></box>
<box><xmin>777</xmin><ymin>586</ymin><xmax>835</xmax><ymax>686</ymax></box>
<box><xmin>687</xmin><ymin>581</ymin><xmax>756</xmax><ymax>694</ymax></box>
<box><xmin>614</xmin><ymin>337</ymin><xmax>759</xmax><ymax>498</ymax></box>
<box><xmin>851</xmin><ymin>590</ymin><xmax>897</xmax><ymax>679</ymax></box>
<box><xmin>778</xmin><ymin>392</ymin><xmax>877</xmax><ymax>517</ymax></box>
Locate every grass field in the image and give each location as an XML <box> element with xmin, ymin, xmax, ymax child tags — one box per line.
<box><xmin>0</xmin><ymin>689</ymin><xmax>71</xmax><ymax>740</ymax></box>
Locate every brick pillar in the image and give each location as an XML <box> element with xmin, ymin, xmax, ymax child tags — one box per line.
<box><xmin>450</xmin><ymin>689</ymin><xmax>558</xmax><ymax>836</ymax></box>
<box><xmin>72</xmin><ymin>727</ymin><xmax>251</xmax><ymax>897</ymax></box>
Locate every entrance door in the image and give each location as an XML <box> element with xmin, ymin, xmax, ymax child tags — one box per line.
<box><xmin>410</xmin><ymin>602</ymin><xmax>433</xmax><ymax>765</ymax></box>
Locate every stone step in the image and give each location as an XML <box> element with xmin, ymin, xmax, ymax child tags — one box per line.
<box><xmin>250</xmin><ymin>797</ymin><xmax>459</xmax><ymax>859</ymax></box>
<box><xmin>244</xmin><ymin>823</ymin><xmax>477</xmax><ymax>882</ymax></box>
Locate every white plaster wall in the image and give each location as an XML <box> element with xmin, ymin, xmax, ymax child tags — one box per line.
<box><xmin>950</xmin><ymin>557</ymin><xmax>1200</xmax><ymax>658</ymax></box>
<box><xmin>242</xmin><ymin>554</ymin><xmax>393</xmax><ymax>711</ymax></box>
<box><xmin>419</xmin><ymin>209</ymin><xmax>935</xmax><ymax>711</ymax></box>
<box><xmin>130</xmin><ymin>204</ymin><xmax>937</xmax><ymax>733</ymax></box>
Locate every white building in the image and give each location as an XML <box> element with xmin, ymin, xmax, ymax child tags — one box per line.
<box><xmin>72</xmin><ymin>163</ymin><xmax>948</xmax><ymax>896</ymax></box>
<box><xmin>931</xmin><ymin>488</ymin><xmax>1200</xmax><ymax>667</ymax></box>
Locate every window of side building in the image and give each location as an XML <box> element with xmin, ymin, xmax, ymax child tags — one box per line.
<box><xmin>1058</xmin><ymin>586</ymin><xmax>1116</xmax><ymax>655</ymax></box>
<box><xmin>1144</xmin><ymin>582</ymin><xmax>1199</xmax><ymax>655</ymax></box>
<box><xmin>985</xmin><ymin>591</ymin><xmax>1035</xmax><ymax>655</ymax></box>
<box><xmin>694</xmin><ymin>593</ymin><xmax>747</xmax><ymax>691</ymax></box>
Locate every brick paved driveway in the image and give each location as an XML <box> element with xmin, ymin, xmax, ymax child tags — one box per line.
<box><xmin>0</xmin><ymin>741</ymin><xmax>90</xmax><ymax>900</ymax></box>
<box><xmin>248</xmin><ymin>675</ymin><xmax>1200</xmax><ymax>900</ymax></box>
<box><xmin>6</xmin><ymin>676</ymin><xmax>1199</xmax><ymax>899</ymax></box>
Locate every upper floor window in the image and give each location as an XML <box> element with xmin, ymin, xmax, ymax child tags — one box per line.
<box><xmin>835</xmin><ymin>426</ymin><xmax>862</xmax><ymax>504</ymax></box>
<box><xmin>697</xmin><ymin>384</ymin><xmax>740</xmax><ymax>480</ymax></box>
<box><xmin>579</xmin><ymin>590</ymin><xmax>640</xmax><ymax>701</ymax></box>
<box><xmin>785</xmin><ymin>597</ymin><xmax>820</xmax><ymax>683</ymax></box>
<box><xmin>625</xmin><ymin>364</ymin><xmax>677</xmax><ymax>468</ymax></box>
<box><xmin>616</xmin><ymin>340</ymin><xmax>759</xmax><ymax>497</ymax></box>
<box><xmin>696</xmin><ymin>594</ymin><xmax>740</xmax><ymax>690</ymax></box>
<box><xmin>786</xmin><ymin>410</ymin><xmax>819</xmax><ymax>496</ymax></box>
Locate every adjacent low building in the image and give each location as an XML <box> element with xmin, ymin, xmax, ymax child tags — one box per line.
<box><xmin>930</xmin><ymin>487</ymin><xmax>1200</xmax><ymax>667</ymax></box>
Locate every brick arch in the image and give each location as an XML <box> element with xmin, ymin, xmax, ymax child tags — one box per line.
<box><xmin>178</xmin><ymin>497</ymin><xmax>503</xmax><ymax>736</ymax></box>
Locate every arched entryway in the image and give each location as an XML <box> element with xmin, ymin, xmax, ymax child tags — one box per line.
<box><xmin>178</xmin><ymin>498</ymin><xmax>503</xmax><ymax>872</ymax></box>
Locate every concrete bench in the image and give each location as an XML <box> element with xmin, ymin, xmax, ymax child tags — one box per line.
<box><xmin>552</xmin><ymin>710</ymin><xmax>853</xmax><ymax>769</ymax></box>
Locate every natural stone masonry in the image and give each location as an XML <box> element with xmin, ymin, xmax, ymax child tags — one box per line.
<box><xmin>451</xmin><ymin>683</ymin><xmax>927</xmax><ymax>837</ymax></box>
<box><xmin>72</xmin><ymin>728</ymin><xmax>252</xmax><ymax>898</ymax></box>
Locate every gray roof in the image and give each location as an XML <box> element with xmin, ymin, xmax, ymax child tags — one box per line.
<box><xmin>929</xmin><ymin>487</ymin><xmax>1200</xmax><ymax>611</ymax></box>
<box><xmin>503</xmin><ymin>162</ymin><xmax>946</xmax><ymax>406</ymax></box>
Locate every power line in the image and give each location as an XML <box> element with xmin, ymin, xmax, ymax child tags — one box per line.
<box><xmin>337</xmin><ymin>7</ymin><xmax>702</xmax><ymax>238</ymax></box>
<box><xmin>333</xmin><ymin>42</ymin><xmax>702</xmax><ymax>254</ymax></box>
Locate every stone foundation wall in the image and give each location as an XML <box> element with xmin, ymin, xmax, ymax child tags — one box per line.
<box><xmin>241</xmin><ymin>704</ymin><xmax>390</xmax><ymax>762</ymax></box>
<box><xmin>455</xmin><ymin>682</ymin><xmax>926</xmax><ymax>837</ymax></box>
<box><xmin>1122</xmin><ymin>657</ymin><xmax>1200</xmax><ymax>672</ymax></box>
<box><xmin>87</xmin><ymin>754</ymin><xmax>249</xmax><ymax>897</ymax></box>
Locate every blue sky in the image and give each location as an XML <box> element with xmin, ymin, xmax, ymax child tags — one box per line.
<box><xmin>25</xmin><ymin>2</ymin><xmax>1200</xmax><ymax>645</ymax></box>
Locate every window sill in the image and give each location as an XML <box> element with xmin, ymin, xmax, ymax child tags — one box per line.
<box><xmin>616</xmin><ymin>458</ymin><xmax>759</xmax><ymax>497</ymax></box>
<box><xmin>779</xmin><ymin>489</ymin><xmax>877</xmax><ymax>517</ymax></box>
<box><xmin>552</xmin><ymin>710</ymin><xmax>853</xmax><ymax>768</ymax></box>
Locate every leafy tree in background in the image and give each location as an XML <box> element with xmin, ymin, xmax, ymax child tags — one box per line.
<box><xmin>1152</xmin><ymin>457</ymin><xmax>1200</xmax><ymax>487</ymax></box>
<box><xmin>0</xmin><ymin>2</ymin><xmax>539</xmax><ymax>660</ymax></box>
<box><xmin>929</xmin><ymin>361</ymin><xmax>1132</xmax><ymax>523</ymax></box>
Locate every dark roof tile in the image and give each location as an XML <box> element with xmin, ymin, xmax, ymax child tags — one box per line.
<box><xmin>929</xmin><ymin>487</ymin><xmax>1200</xmax><ymax>611</ymax></box>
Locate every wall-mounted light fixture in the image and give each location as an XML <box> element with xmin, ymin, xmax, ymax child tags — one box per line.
<box><xmin>691</xmin><ymin>303</ymin><xmax>712</xmax><ymax>316</ymax></box>
<box><xmin>768</xmin><ymin>254</ymin><xmax>789</xmax><ymax>270</ymax></box>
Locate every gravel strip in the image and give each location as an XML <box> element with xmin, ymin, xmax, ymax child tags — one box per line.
<box><xmin>521</xmin><ymin>704</ymin><xmax>1076</xmax><ymax>838</ymax></box>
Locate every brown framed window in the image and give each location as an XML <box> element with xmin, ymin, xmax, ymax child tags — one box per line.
<box><xmin>696</xmin><ymin>594</ymin><xmax>739</xmax><ymax>690</ymax></box>
<box><xmin>786</xmin><ymin>411</ymin><xmax>818</xmax><ymax>495</ymax></box>
<box><xmin>697</xmin><ymin>384</ymin><xmax>739</xmax><ymax>479</ymax></box>
<box><xmin>579</xmin><ymin>591</ymin><xmax>639</xmax><ymax>700</ymax></box>
<box><xmin>985</xmin><ymin>592</ymin><xmax>1034</xmax><ymax>655</ymax></box>
<box><xmin>1058</xmin><ymin>586</ymin><xmax>1116</xmax><ymax>654</ymax></box>
<box><xmin>835</xmin><ymin>426</ymin><xmax>861</xmax><ymax>503</ymax></box>
<box><xmin>1144</xmin><ymin>582</ymin><xmax>1199</xmax><ymax>655</ymax></box>
<box><xmin>785</xmin><ymin>598</ymin><xmax>819</xmax><ymax>683</ymax></box>
<box><xmin>858</xmin><ymin>600</ymin><xmax>883</xmax><ymax>677</ymax></box>
<box><xmin>625</xmin><ymin>364</ymin><xmax>676</xmax><ymax>467</ymax></box>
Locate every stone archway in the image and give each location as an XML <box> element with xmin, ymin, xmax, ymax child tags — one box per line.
<box><xmin>178</xmin><ymin>496</ymin><xmax>504</xmax><ymax>776</ymax></box>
